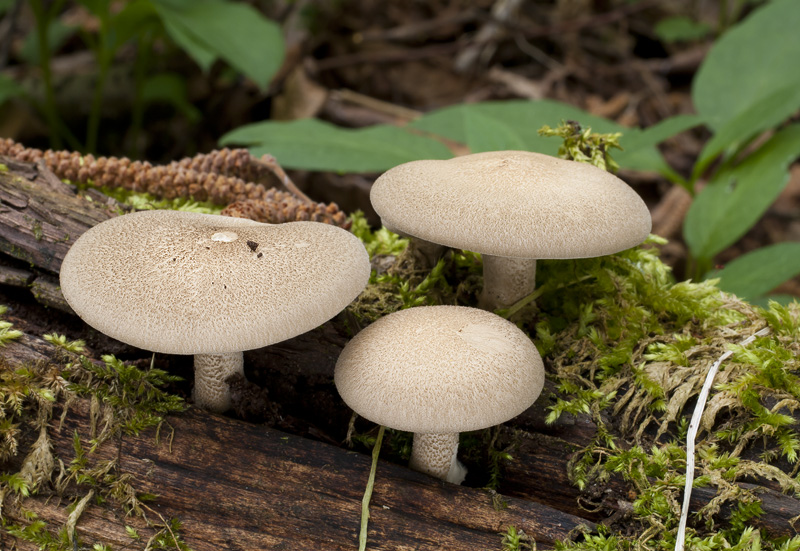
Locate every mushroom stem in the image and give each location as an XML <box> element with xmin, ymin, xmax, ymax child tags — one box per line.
<box><xmin>193</xmin><ymin>352</ymin><xmax>244</xmax><ymax>412</ymax></box>
<box><xmin>408</xmin><ymin>237</ymin><xmax>448</xmax><ymax>268</ymax></box>
<box><xmin>478</xmin><ymin>255</ymin><xmax>538</xmax><ymax>312</ymax></box>
<box><xmin>384</xmin><ymin>224</ymin><xmax>448</xmax><ymax>268</ymax></box>
<box><xmin>409</xmin><ymin>432</ymin><xmax>467</xmax><ymax>484</ymax></box>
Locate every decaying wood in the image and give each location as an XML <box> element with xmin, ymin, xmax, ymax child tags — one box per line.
<box><xmin>0</xmin><ymin>156</ymin><xmax>118</xmax><ymax>274</ymax></box>
<box><xmin>1</xmin><ymin>396</ymin><xmax>591</xmax><ymax>551</ymax></box>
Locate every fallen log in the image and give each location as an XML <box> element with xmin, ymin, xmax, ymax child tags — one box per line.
<box><xmin>1</xmin><ymin>397</ymin><xmax>592</xmax><ymax>550</ymax></box>
<box><xmin>2</xmin><ymin>155</ymin><xmax>799</xmax><ymax>549</ymax></box>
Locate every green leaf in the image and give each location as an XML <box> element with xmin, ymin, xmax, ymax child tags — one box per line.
<box><xmin>220</xmin><ymin>118</ymin><xmax>453</xmax><ymax>172</ymax></box>
<box><xmin>750</xmin><ymin>294</ymin><xmax>798</xmax><ymax>308</ymax></box>
<box><xmin>0</xmin><ymin>75</ymin><xmax>24</xmax><ymax>106</ymax></box>
<box><xmin>141</xmin><ymin>72</ymin><xmax>201</xmax><ymax>122</ymax></box>
<box><xmin>408</xmin><ymin>99</ymin><xmax>669</xmax><ymax>174</ymax></box>
<box><xmin>157</xmin><ymin>6</ymin><xmax>216</xmax><ymax>70</ymax></box>
<box><xmin>107</xmin><ymin>0</ymin><xmax>161</xmax><ymax>51</ymax></box>
<box><xmin>694</xmin><ymin>84</ymin><xmax>800</xmax><ymax>180</ymax></box>
<box><xmin>461</xmin><ymin>109</ymin><xmax>529</xmax><ymax>152</ymax></box>
<box><xmin>623</xmin><ymin>114</ymin><xmax>705</xmax><ymax>153</ymax></box>
<box><xmin>692</xmin><ymin>0</ymin><xmax>800</xmax><ymax>131</ymax></box>
<box><xmin>710</xmin><ymin>243</ymin><xmax>800</xmax><ymax>300</ymax></box>
<box><xmin>684</xmin><ymin>124</ymin><xmax>800</xmax><ymax>260</ymax></box>
<box><xmin>654</xmin><ymin>16</ymin><xmax>711</xmax><ymax>43</ymax></box>
<box><xmin>153</xmin><ymin>0</ymin><xmax>284</xmax><ymax>89</ymax></box>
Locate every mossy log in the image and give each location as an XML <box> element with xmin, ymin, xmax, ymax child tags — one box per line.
<box><xmin>0</xmin><ymin>156</ymin><xmax>119</xmax><ymax>313</ymax></box>
<box><xmin>2</xmin><ymin>156</ymin><xmax>799</xmax><ymax>548</ymax></box>
<box><xmin>1</xmin><ymin>395</ymin><xmax>591</xmax><ymax>550</ymax></box>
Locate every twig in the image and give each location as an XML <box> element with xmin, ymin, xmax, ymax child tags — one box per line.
<box><xmin>257</xmin><ymin>153</ymin><xmax>313</xmax><ymax>203</ymax></box>
<box><xmin>331</xmin><ymin>89</ymin><xmax>422</xmax><ymax>122</ymax></box>
<box><xmin>356</xmin><ymin>9</ymin><xmax>480</xmax><ymax>43</ymax></box>
<box><xmin>674</xmin><ymin>326</ymin><xmax>771</xmax><ymax>551</ymax></box>
<box><xmin>359</xmin><ymin>425</ymin><xmax>385</xmax><ymax>551</ymax></box>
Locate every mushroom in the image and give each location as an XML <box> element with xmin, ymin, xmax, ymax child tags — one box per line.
<box><xmin>60</xmin><ymin>210</ymin><xmax>370</xmax><ymax>412</ymax></box>
<box><xmin>334</xmin><ymin>305</ymin><xmax>544</xmax><ymax>484</ymax></box>
<box><xmin>370</xmin><ymin>150</ymin><xmax>652</xmax><ymax>311</ymax></box>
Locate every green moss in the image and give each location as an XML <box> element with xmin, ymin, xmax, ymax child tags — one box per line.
<box><xmin>75</xmin><ymin>181</ymin><xmax>223</xmax><ymax>215</ymax></box>
<box><xmin>347</xmin><ymin>219</ymin><xmax>800</xmax><ymax>550</ymax></box>
<box><xmin>0</xmin><ymin>334</ymin><xmax>189</xmax><ymax>549</ymax></box>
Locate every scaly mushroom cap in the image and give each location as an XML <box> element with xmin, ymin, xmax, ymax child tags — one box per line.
<box><xmin>334</xmin><ymin>305</ymin><xmax>545</xmax><ymax>433</ymax></box>
<box><xmin>370</xmin><ymin>150</ymin><xmax>652</xmax><ymax>259</ymax></box>
<box><xmin>60</xmin><ymin>210</ymin><xmax>370</xmax><ymax>354</ymax></box>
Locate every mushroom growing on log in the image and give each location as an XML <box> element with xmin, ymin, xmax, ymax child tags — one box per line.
<box><xmin>370</xmin><ymin>150</ymin><xmax>652</xmax><ymax>311</ymax></box>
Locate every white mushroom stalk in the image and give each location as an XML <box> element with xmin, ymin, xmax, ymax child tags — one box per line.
<box><xmin>478</xmin><ymin>255</ymin><xmax>538</xmax><ymax>311</ymax></box>
<box><xmin>409</xmin><ymin>432</ymin><xmax>467</xmax><ymax>484</ymax></box>
<box><xmin>334</xmin><ymin>305</ymin><xmax>544</xmax><ymax>484</ymax></box>
<box><xmin>193</xmin><ymin>352</ymin><xmax>244</xmax><ymax>412</ymax></box>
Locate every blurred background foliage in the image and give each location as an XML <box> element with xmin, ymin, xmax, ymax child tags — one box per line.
<box><xmin>0</xmin><ymin>0</ymin><xmax>799</xmax><ymax>305</ymax></box>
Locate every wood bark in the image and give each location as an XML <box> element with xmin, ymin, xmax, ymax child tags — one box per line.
<box><xmin>1</xmin><ymin>389</ymin><xmax>591</xmax><ymax>550</ymax></box>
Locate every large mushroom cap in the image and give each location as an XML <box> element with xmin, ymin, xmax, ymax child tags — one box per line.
<box><xmin>60</xmin><ymin>210</ymin><xmax>370</xmax><ymax>355</ymax></box>
<box><xmin>370</xmin><ymin>150</ymin><xmax>652</xmax><ymax>259</ymax></box>
<box><xmin>334</xmin><ymin>305</ymin><xmax>545</xmax><ymax>433</ymax></box>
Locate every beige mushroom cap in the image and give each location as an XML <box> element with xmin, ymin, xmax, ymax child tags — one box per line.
<box><xmin>60</xmin><ymin>210</ymin><xmax>370</xmax><ymax>355</ymax></box>
<box><xmin>370</xmin><ymin>150</ymin><xmax>652</xmax><ymax>259</ymax></box>
<box><xmin>334</xmin><ymin>305</ymin><xmax>545</xmax><ymax>433</ymax></box>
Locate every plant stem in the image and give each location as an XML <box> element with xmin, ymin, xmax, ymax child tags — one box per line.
<box><xmin>128</xmin><ymin>31</ymin><xmax>154</xmax><ymax>159</ymax></box>
<box><xmin>85</xmin><ymin>3</ymin><xmax>113</xmax><ymax>153</ymax></box>
<box><xmin>29</xmin><ymin>0</ymin><xmax>66</xmax><ymax>150</ymax></box>
<box><xmin>359</xmin><ymin>425</ymin><xmax>385</xmax><ymax>551</ymax></box>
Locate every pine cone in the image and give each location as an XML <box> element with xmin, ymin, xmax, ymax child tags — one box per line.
<box><xmin>0</xmin><ymin>139</ymin><xmax>350</xmax><ymax>228</ymax></box>
<box><xmin>221</xmin><ymin>196</ymin><xmax>350</xmax><ymax>229</ymax></box>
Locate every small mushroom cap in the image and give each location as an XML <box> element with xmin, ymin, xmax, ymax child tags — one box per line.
<box><xmin>334</xmin><ymin>305</ymin><xmax>545</xmax><ymax>433</ymax></box>
<box><xmin>370</xmin><ymin>150</ymin><xmax>652</xmax><ymax>259</ymax></box>
<box><xmin>60</xmin><ymin>210</ymin><xmax>370</xmax><ymax>354</ymax></box>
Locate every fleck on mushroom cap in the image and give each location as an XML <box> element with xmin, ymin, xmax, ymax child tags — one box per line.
<box><xmin>334</xmin><ymin>305</ymin><xmax>545</xmax><ymax>433</ymax></box>
<box><xmin>370</xmin><ymin>150</ymin><xmax>652</xmax><ymax>259</ymax></box>
<box><xmin>60</xmin><ymin>210</ymin><xmax>370</xmax><ymax>355</ymax></box>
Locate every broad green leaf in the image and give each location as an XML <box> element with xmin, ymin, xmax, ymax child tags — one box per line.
<box><xmin>684</xmin><ymin>124</ymin><xmax>800</xmax><ymax>260</ymax></box>
<box><xmin>622</xmin><ymin>114</ymin><xmax>705</xmax><ymax>153</ymax></box>
<box><xmin>654</xmin><ymin>16</ymin><xmax>711</xmax><ymax>43</ymax></box>
<box><xmin>693</xmin><ymin>85</ymin><xmax>800</xmax><ymax>180</ymax></box>
<box><xmin>692</xmin><ymin>0</ymin><xmax>800</xmax><ymax>131</ymax></box>
<box><xmin>409</xmin><ymin>100</ymin><xmax>669</xmax><ymax>174</ymax></box>
<box><xmin>220</xmin><ymin>119</ymin><xmax>452</xmax><ymax>172</ymax></box>
<box><xmin>0</xmin><ymin>75</ymin><xmax>24</xmax><ymax>106</ymax></box>
<box><xmin>462</xmin><ymin>110</ymin><xmax>528</xmax><ymax>152</ymax></box>
<box><xmin>107</xmin><ymin>0</ymin><xmax>161</xmax><ymax>52</ymax></box>
<box><xmin>750</xmin><ymin>294</ymin><xmax>798</xmax><ymax>308</ymax></box>
<box><xmin>158</xmin><ymin>10</ymin><xmax>216</xmax><ymax>70</ymax></box>
<box><xmin>153</xmin><ymin>0</ymin><xmax>284</xmax><ymax>89</ymax></box>
<box><xmin>141</xmin><ymin>73</ymin><xmax>201</xmax><ymax>122</ymax></box>
<box><xmin>711</xmin><ymin>242</ymin><xmax>800</xmax><ymax>300</ymax></box>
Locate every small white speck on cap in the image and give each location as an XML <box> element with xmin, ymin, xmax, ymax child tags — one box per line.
<box><xmin>211</xmin><ymin>231</ymin><xmax>238</xmax><ymax>242</ymax></box>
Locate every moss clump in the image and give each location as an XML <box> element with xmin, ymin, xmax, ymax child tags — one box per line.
<box><xmin>76</xmin><ymin>181</ymin><xmax>224</xmax><ymax>215</ymax></box>
<box><xmin>0</xmin><ymin>330</ymin><xmax>189</xmax><ymax>550</ymax></box>
<box><xmin>347</xmin><ymin>218</ymin><xmax>800</xmax><ymax>550</ymax></box>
